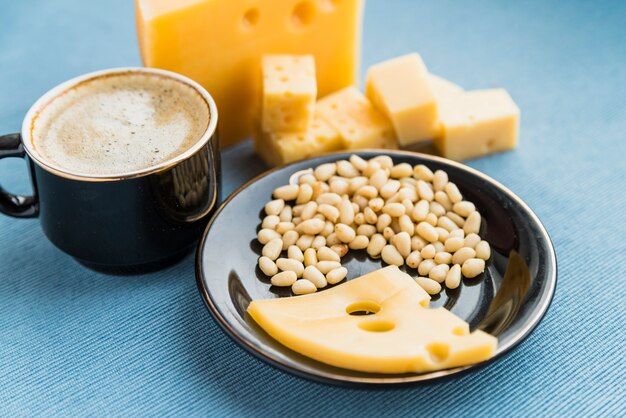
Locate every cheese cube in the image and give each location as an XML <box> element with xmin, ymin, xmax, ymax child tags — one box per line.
<box><xmin>365</xmin><ymin>53</ymin><xmax>438</xmax><ymax>146</ymax></box>
<box><xmin>317</xmin><ymin>87</ymin><xmax>397</xmax><ymax>150</ymax></box>
<box><xmin>434</xmin><ymin>89</ymin><xmax>520</xmax><ymax>161</ymax></box>
<box><xmin>254</xmin><ymin>115</ymin><xmax>343</xmax><ymax>166</ymax></box>
<box><xmin>136</xmin><ymin>0</ymin><xmax>364</xmax><ymax>147</ymax></box>
<box><xmin>248</xmin><ymin>266</ymin><xmax>497</xmax><ymax>374</ymax></box>
<box><xmin>262</xmin><ymin>55</ymin><xmax>316</xmax><ymax>133</ymax></box>
<box><xmin>429</xmin><ymin>74</ymin><xmax>464</xmax><ymax>101</ymax></box>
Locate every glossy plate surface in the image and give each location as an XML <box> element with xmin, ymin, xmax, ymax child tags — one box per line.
<box><xmin>196</xmin><ymin>150</ymin><xmax>557</xmax><ymax>386</ymax></box>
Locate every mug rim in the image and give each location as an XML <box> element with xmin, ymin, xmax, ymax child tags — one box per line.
<box><xmin>21</xmin><ymin>67</ymin><xmax>219</xmax><ymax>182</ymax></box>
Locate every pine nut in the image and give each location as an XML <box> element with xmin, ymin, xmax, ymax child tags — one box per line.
<box><xmin>475</xmin><ymin>240</ymin><xmax>491</xmax><ymax>260</ymax></box>
<box><xmin>287</xmin><ymin>245</ymin><xmax>304</xmax><ymax>262</ymax></box>
<box><xmin>376</xmin><ymin>213</ymin><xmax>392</xmax><ymax>231</ymax></box>
<box><xmin>380</xmin><ymin>180</ymin><xmax>401</xmax><ymax>198</ymax></box>
<box><xmin>296</xmin><ymin>234</ymin><xmax>314</xmax><ymax>251</ymax></box>
<box><xmin>425</xmin><ymin>212</ymin><xmax>438</xmax><ymax>226</ymax></box>
<box><xmin>381</xmin><ymin>245</ymin><xmax>404</xmax><ymax>266</ymax></box>
<box><xmin>259</xmin><ymin>256</ymin><xmax>278</xmax><ymax>276</ymax></box>
<box><xmin>445</xmin><ymin>264</ymin><xmax>462</xmax><ymax>289</ymax></box>
<box><xmin>357</xmin><ymin>224</ymin><xmax>377</xmax><ymax>237</ymax></box>
<box><xmin>418</xmin><ymin>259</ymin><xmax>436</xmax><ymax>276</ymax></box>
<box><xmin>338</xmin><ymin>199</ymin><xmax>354</xmax><ymax>225</ymax></box>
<box><xmin>416</xmin><ymin>222</ymin><xmax>438</xmax><ymax>242</ymax></box>
<box><xmin>316</xmin><ymin>192</ymin><xmax>342</xmax><ymax>206</ymax></box>
<box><xmin>349</xmin><ymin>154</ymin><xmax>368</xmax><ymax>172</ymax></box>
<box><xmin>449</xmin><ymin>229</ymin><xmax>465</xmax><ymax>239</ymax></box>
<box><xmin>413</xmin><ymin>164</ymin><xmax>434</xmax><ymax>181</ymax></box>
<box><xmin>382</xmin><ymin>203</ymin><xmax>405</xmax><ymax>217</ymax></box>
<box><xmin>411</xmin><ymin>235</ymin><xmax>427</xmax><ymax>251</ymax></box>
<box><xmin>453</xmin><ymin>201</ymin><xmax>476</xmax><ymax>217</ymax></box>
<box><xmin>258</xmin><ymin>228</ymin><xmax>281</xmax><ymax>244</ymax></box>
<box><xmin>390</xmin><ymin>163</ymin><xmax>413</xmax><ymax>179</ymax></box>
<box><xmin>437</xmin><ymin>216</ymin><xmax>458</xmax><ymax>232</ymax></box>
<box><xmin>311</xmin><ymin>181</ymin><xmax>329</xmax><ymax>199</ymax></box>
<box><xmin>353</xmin><ymin>196</ymin><xmax>368</xmax><ymax>212</ymax></box>
<box><xmin>435</xmin><ymin>227</ymin><xmax>450</xmax><ymax>242</ymax></box>
<box><xmin>262</xmin><ymin>238</ymin><xmax>283</xmax><ymax>260</ymax></box>
<box><xmin>417</xmin><ymin>180</ymin><xmax>434</xmax><ymax>201</ymax></box>
<box><xmin>412</xmin><ymin>200</ymin><xmax>430</xmax><ymax>222</ymax></box>
<box><xmin>464</xmin><ymin>233</ymin><xmax>481</xmax><ymax>249</ymax></box>
<box><xmin>317</xmin><ymin>246</ymin><xmax>341</xmax><ymax>262</ymax></box>
<box><xmin>382</xmin><ymin>226</ymin><xmax>395</xmax><ymax>241</ymax></box>
<box><xmin>262</xmin><ymin>215</ymin><xmax>280</xmax><ymax>230</ymax></box>
<box><xmin>296</xmin><ymin>183</ymin><xmax>313</xmax><ymax>204</ymax></box>
<box><xmin>368</xmin><ymin>197</ymin><xmax>385</xmax><ymax>212</ymax></box>
<box><xmin>446</xmin><ymin>211</ymin><xmax>466</xmax><ymax>227</ymax></box>
<box><xmin>301</xmin><ymin>201</ymin><xmax>318</xmax><ymax>220</ymax></box>
<box><xmin>317</xmin><ymin>204</ymin><xmax>339</xmax><ymax>222</ymax></box>
<box><xmin>326</xmin><ymin>267</ymin><xmax>348</xmax><ymax>284</ymax></box>
<box><xmin>433</xmin><ymin>170</ymin><xmax>448</xmax><ymax>191</ymax></box>
<box><xmin>356</xmin><ymin>185</ymin><xmax>378</xmax><ymax>199</ymax></box>
<box><xmin>331</xmin><ymin>244</ymin><xmax>349</xmax><ymax>258</ymax></box>
<box><xmin>271</xmin><ymin>270</ymin><xmax>297</xmax><ymax>287</ymax></box>
<box><xmin>399</xmin><ymin>214</ymin><xmax>415</xmax><ymax>235</ymax></box>
<box><xmin>276</xmin><ymin>258</ymin><xmax>305</xmax><ymax>277</ymax></box>
<box><xmin>429</xmin><ymin>201</ymin><xmax>446</xmax><ymax>217</ymax></box>
<box><xmin>392</xmin><ymin>231</ymin><xmax>411</xmax><ymax>258</ymax></box>
<box><xmin>433</xmin><ymin>241</ymin><xmax>445</xmax><ymax>252</ymax></box>
<box><xmin>326</xmin><ymin>232</ymin><xmax>340</xmax><ymax>246</ymax></box>
<box><xmin>462</xmin><ymin>258</ymin><xmax>485</xmax><ymax>278</ymax></box>
<box><xmin>273</xmin><ymin>184</ymin><xmax>299</xmax><ymax>201</ymax></box>
<box><xmin>317</xmin><ymin>261</ymin><xmax>342</xmax><ymax>274</ymax></box>
<box><xmin>337</xmin><ymin>160</ymin><xmax>359</xmax><ymax>178</ymax></box>
<box><xmin>434</xmin><ymin>191</ymin><xmax>452</xmax><ymax>211</ymax></box>
<box><xmin>279</xmin><ymin>206</ymin><xmax>292</xmax><ymax>222</ymax></box>
<box><xmin>281</xmin><ymin>230</ymin><xmax>299</xmax><ymax>249</ymax></box>
<box><xmin>298</xmin><ymin>173</ymin><xmax>316</xmax><ymax>186</ymax></box>
<box><xmin>303</xmin><ymin>248</ymin><xmax>318</xmax><ymax>267</ymax></box>
<box><xmin>297</xmin><ymin>218</ymin><xmax>325</xmax><ymax>235</ymax></box>
<box><xmin>434</xmin><ymin>251</ymin><xmax>453</xmax><ymax>265</ymax></box>
<box><xmin>402</xmin><ymin>198</ymin><xmax>414</xmax><ymax>215</ymax></box>
<box><xmin>329</xmin><ymin>178</ymin><xmax>350</xmax><ymax>195</ymax></box>
<box><xmin>415</xmin><ymin>276</ymin><xmax>441</xmax><ymax>295</ymax></box>
<box><xmin>372</xmin><ymin>155</ymin><xmax>393</xmax><ymax>169</ymax></box>
<box><xmin>321</xmin><ymin>221</ymin><xmax>334</xmax><ymax>237</ymax></box>
<box><xmin>452</xmin><ymin>247</ymin><xmax>476</xmax><ymax>265</ymax></box>
<box><xmin>303</xmin><ymin>265</ymin><xmax>327</xmax><ymax>288</ymax></box>
<box><xmin>354</xmin><ymin>212</ymin><xmax>365</xmax><ymax>225</ymax></box>
<box><xmin>406</xmin><ymin>250</ymin><xmax>423</xmax><ymax>268</ymax></box>
<box><xmin>292</xmin><ymin>279</ymin><xmax>317</xmax><ymax>295</ymax></box>
<box><xmin>309</xmin><ymin>235</ymin><xmax>324</xmax><ymax>249</ymax></box>
<box><xmin>276</xmin><ymin>222</ymin><xmax>295</xmax><ymax>234</ymax></box>
<box><xmin>445</xmin><ymin>182</ymin><xmax>463</xmax><ymax>203</ymax></box>
<box><xmin>421</xmin><ymin>244</ymin><xmax>436</xmax><ymax>259</ymax></box>
<box><xmin>429</xmin><ymin>264</ymin><xmax>450</xmax><ymax>283</ymax></box>
<box><xmin>314</xmin><ymin>163</ymin><xmax>336</xmax><ymax>181</ymax></box>
<box><xmin>463</xmin><ymin>211</ymin><xmax>482</xmax><ymax>234</ymax></box>
<box><xmin>265</xmin><ymin>199</ymin><xmax>285</xmax><ymax>216</ymax></box>
<box><xmin>349</xmin><ymin>176</ymin><xmax>369</xmax><ymax>194</ymax></box>
<box><xmin>363</xmin><ymin>207</ymin><xmax>378</xmax><ymax>224</ymax></box>
<box><xmin>367</xmin><ymin>234</ymin><xmax>387</xmax><ymax>258</ymax></box>
<box><xmin>363</xmin><ymin>160</ymin><xmax>381</xmax><ymax>177</ymax></box>
<box><xmin>369</xmin><ymin>169</ymin><xmax>389</xmax><ymax>190</ymax></box>
<box><xmin>335</xmin><ymin>223</ymin><xmax>356</xmax><ymax>243</ymax></box>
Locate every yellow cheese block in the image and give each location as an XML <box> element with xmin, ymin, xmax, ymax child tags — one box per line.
<box><xmin>434</xmin><ymin>89</ymin><xmax>520</xmax><ymax>161</ymax></box>
<box><xmin>136</xmin><ymin>0</ymin><xmax>364</xmax><ymax>147</ymax></box>
<box><xmin>429</xmin><ymin>74</ymin><xmax>464</xmax><ymax>100</ymax></box>
<box><xmin>317</xmin><ymin>86</ymin><xmax>397</xmax><ymax>150</ymax></box>
<box><xmin>253</xmin><ymin>114</ymin><xmax>343</xmax><ymax>166</ymax></box>
<box><xmin>247</xmin><ymin>266</ymin><xmax>497</xmax><ymax>374</ymax></box>
<box><xmin>365</xmin><ymin>53</ymin><xmax>438</xmax><ymax>146</ymax></box>
<box><xmin>262</xmin><ymin>55</ymin><xmax>316</xmax><ymax>133</ymax></box>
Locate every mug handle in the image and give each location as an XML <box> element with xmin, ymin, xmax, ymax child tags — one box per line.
<box><xmin>0</xmin><ymin>133</ymin><xmax>39</xmax><ymax>218</ymax></box>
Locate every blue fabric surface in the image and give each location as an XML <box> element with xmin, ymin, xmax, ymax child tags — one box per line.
<box><xmin>1</xmin><ymin>0</ymin><xmax>624</xmax><ymax>416</ymax></box>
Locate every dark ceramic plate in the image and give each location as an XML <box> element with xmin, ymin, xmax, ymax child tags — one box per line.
<box><xmin>196</xmin><ymin>150</ymin><xmax>557</xmax><ymax>386</ymax></box>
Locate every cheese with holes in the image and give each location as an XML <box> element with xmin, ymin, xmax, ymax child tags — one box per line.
<box><xmin>262</xmin><ymin>55</ymin><xmax>316</xmax><ymax>132</ymax></box>
<box><xmin>429</xmin><ymin>74</ymin><xmax>464</xmax><ymax>100</ymax></box>
<box><xmin>247</xmin><ymin>266</ymin><xmax>497</xmax><ymax>374</ymax></box>
<box><xmin>365</xmin><ymin>54</ymin><xmax>438</xmax><ymax>146</ymax></box>
<box><xmin>253</xmin><ymin>114</ymin><xmax>342</xmax><ymax>166</ymax></box>
<box><xmin>317</xmin><ymin>86</ymin><xmax>397</xmax><ymax>150</ymax></box>
<box><xmin>434</xmin><ymin>89</ymin><xmax>520</xmax><ymax>161</ymax></box>
<box><xmin>136</xmin><ymin>0</ymin><xmax>364</xmax><ymax>147</ymax></box>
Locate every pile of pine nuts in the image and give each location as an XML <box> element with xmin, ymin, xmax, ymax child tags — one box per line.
<box><xmin>257</xmin><ymin>154</ymin><xmax>491</xmax><ymax>295</ymax></box>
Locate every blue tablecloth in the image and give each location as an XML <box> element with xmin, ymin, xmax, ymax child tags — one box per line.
<box><xmin>1</xmin><ymin>0</ymin><xmax>624</xmax><ymax>416</ymax></box>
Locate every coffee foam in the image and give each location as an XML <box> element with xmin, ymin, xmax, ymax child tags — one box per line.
<box><xmin>31</xmin><ymin>73</ymin><xmax>210</xmax><ymax>176</ymax></box>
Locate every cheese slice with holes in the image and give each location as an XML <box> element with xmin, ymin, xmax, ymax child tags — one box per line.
<box><xmin>434</xmin><ymin>89</ymin><xmax>520</xmax><ymax>161</ymax></box>
<box><xmin>317</xmin><ymin>86</ymin><xmax>397</xmax><ymax>150</ymax></box>
<box><xmin>247</xmin><ymin>266</ymin><xmax>497</xmax><ymax>374</ymax></box>
<box><xmin>262</xmin><ymin>55</ymin><xmax>316</xmax><ymax>133</ymax></box>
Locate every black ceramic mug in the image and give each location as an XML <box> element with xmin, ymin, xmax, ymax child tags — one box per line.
<box><xmin>0</xmin><ymin>68</ymin><xmax>221</xmax><ymax>272</ymax></box>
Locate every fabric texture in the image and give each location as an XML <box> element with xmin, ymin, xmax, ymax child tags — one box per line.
<box><xmin>0</xmin><ymin>0</ymin><xmax>624</xmax><ymax>416</ymax></box>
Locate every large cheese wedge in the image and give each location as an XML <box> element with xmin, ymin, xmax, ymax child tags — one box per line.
<box><xmin>317</xmin><ymin>87</ymin><xmax>397</xmax><ymax>150</ymax></box>
<box><xmin>248</xmin><ymin>266</ymin><xmax>497</xmax><ymax>374</ymax></box>
<box><xmin>136</xmin><ymin>0</ymin><xmax>364</xmax><ymax>147</ymax></box>
<box><xmin>365</xmin><ymin>54</ymin><xmax>438</xmax><ymax>146</ymax></box>
<box><xmin>253</xmin><ymin>114</ymin><xmax>342</xmax><ymax>166</ymax></box>
<box><xmin>434</xmin><ymin>89</ymin><xmax>520</xmax><ymax>161</ymax></box>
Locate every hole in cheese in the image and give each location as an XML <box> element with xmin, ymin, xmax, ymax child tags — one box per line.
<box><xmin>426</xmin><ymin>343</ymin><xmax>450</xmax><ymax>362</ymax></box>
<box><xmin>279</xmin><ymin>76</ymin><xmax>289</xmax><ymax>83</ymax></box>
<box><xmin>452</xmin><ymin>326</ymin><xmax>468</xmax><ymax>336</ymax></box>
<box><xmin>359</xmin><ymin>319</ymin><xmax>395</xmax><ymax>333</ymax></box>
<box><xmin>242</xmin><ymin>8</ymin><xmax>260</xmax><ymax>29</ymax></box>
<box><xmin>346</xmin><ymin>301</ymin><xmax>381</xmax><ymax>316</ymax></box>
<box><xmin>292</xmin><ymin>1</ymin><xmax>317</xmax><ymax>27</ymax></box>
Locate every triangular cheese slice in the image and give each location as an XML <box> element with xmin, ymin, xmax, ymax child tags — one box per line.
<box><xmin>248</xmin><ymin>266</ymin><xmax>497</xmax><ymax>374</ymax></box>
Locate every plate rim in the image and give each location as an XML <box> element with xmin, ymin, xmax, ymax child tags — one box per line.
<box><xmin>195</xmin><ymin>149</ymin><xmax>558</xmax><ymax>386</ymax></box>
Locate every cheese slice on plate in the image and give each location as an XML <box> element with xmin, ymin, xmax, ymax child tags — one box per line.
<box><xmin>247</xmin><ymin>266</ymin><xmax>497</xmax><ymax>374</ymax></box>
